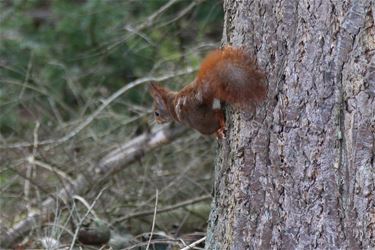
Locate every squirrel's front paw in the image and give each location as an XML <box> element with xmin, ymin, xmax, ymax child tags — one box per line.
<box><xmin>175</xmin><ymin>96</ymin><xmax>187</xmax><ymax>122</ymax></box>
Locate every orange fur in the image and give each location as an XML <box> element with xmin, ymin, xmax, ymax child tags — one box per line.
<box><xmin>197</xmin><ymin>46</ymin><xmax>266</xmax><ymax>107</ymax></box>
<box><xmin>149</xmin><ymin>46</ymin><xmax>267</xmax><ymax>138</ymax></box>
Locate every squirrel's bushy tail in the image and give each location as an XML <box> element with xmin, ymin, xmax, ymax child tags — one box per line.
<box><xmin>197</xmin><ymin>46</ymin><xmax>267</xmax><ymax>106</ymax></box>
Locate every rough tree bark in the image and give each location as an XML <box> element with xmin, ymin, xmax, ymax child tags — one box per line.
<box><xmin>206</xmin><ymin>0</ymin><xmax>374</xmax><ymax>249</ymax></box>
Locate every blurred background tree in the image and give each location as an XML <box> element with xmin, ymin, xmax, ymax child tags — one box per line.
<box><xmin>0</xmin><ymin>0</ymin><xmax>223</xmax><ymax>248</ymax></box>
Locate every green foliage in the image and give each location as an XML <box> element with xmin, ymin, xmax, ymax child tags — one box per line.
<box><xmin>0</xmin><ymin>0</ymin><xmax>223</xmax><ymax>136</ymax></box>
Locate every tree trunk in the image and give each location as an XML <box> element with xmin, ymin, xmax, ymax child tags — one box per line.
<box><xmin>206</xmin><ymin>0</ymin><xmax>374</xmax><ymax>249</ymax></box>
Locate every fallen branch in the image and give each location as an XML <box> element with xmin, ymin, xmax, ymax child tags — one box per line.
<box><xmin>0</xmin><ymin>125</ymin><xmax>187</xmax><ymax>248</ymax></box>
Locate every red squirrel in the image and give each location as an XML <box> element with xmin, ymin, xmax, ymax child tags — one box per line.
<box><xmin>149</xmin><ymin>46</ymin><xmax>267</xmax><ymax>138</ymax></box>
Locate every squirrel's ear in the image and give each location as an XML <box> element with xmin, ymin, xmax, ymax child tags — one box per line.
<box><xmin>149</xmin><ymin>82</ymin><xmax>161</xmax><ymax>96</ymax></box>
<box><xmin>149</xmin><ymin>82</ymin><xmax>166</xmax><ymax>106</ymax></box>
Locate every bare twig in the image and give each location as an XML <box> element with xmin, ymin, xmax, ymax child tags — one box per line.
<box><xmin>28</xmin><ymin>159</ymin><xmax>74</xmax><ymax>184</ymax></box>
<box><xmin>81</xmin><ymin>0</ymin><xmax>206</xmax><ymax>58</ymax></box>
<box><xmin>43</xmin><ymin>223</ymin><xmax>75</xmax><ymax>238</ymax></box>
<box><xmin>132</xmin><ymin>0</ymin><xmax>181</xmax><ymax>31</ymax></box>
<box><xmin>72</xmin><ymin>195</ymin><xmax>99</xmax><ymax>219</ymax></box>
<box><xmin>145</xmin><ymin>189</ymin><xmax>159</xmax><ymax>250</ymax></box>
<box><xmin>69</xmin><ymin>187</ymin><xmax>106</xmax><ymax>249</ymax></box>
<box><xmin>156</xmin><ymin>0</ymin><xmax>205</xmax><ymax>29</ymax></box>
<box><xmin>130</xmin><ymin>158</ymin><xmax>208</xmax><ymax>214</ymax></box>
<box><xmin>1</xmin><ymin>79</ymin><xmax>74</xmax><ymax>113</ymax></box>
<box><xmin>24</xmin><ymin>121</ymin><xmax>40</xmax><ymax>212</ymax></box>
<box><xmin>180</xmin><ymin>236</ymin><xmax>206</xmax><ymax>250</ymax></box>
<box><xmin>113</xmin><ymin>194</ymin><xmax>211</xmax><ymax>224</ymax></box>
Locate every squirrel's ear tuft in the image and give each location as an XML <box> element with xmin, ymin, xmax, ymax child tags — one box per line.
<box><xmin>149</xmin><ymin>81</ymin><xmax>161</xmax><ymax>95</ymax></box>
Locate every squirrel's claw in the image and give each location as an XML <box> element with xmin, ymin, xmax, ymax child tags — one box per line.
<box><xmin>216</xmin><ymin>127</ymin><xmax>226</xmax><ymax>139</ymax></box>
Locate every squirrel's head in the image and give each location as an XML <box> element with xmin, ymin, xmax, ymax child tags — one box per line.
<box><xmin>149</xmin><ymin>82</ymin><xmax>174</xmax><ymax>124</ymax></box>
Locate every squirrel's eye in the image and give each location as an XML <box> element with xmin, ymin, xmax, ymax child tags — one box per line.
<box><xmin>154</xmin><ymin>111</ymin><xmax>160</xmax><ymax>117</ymax></box>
